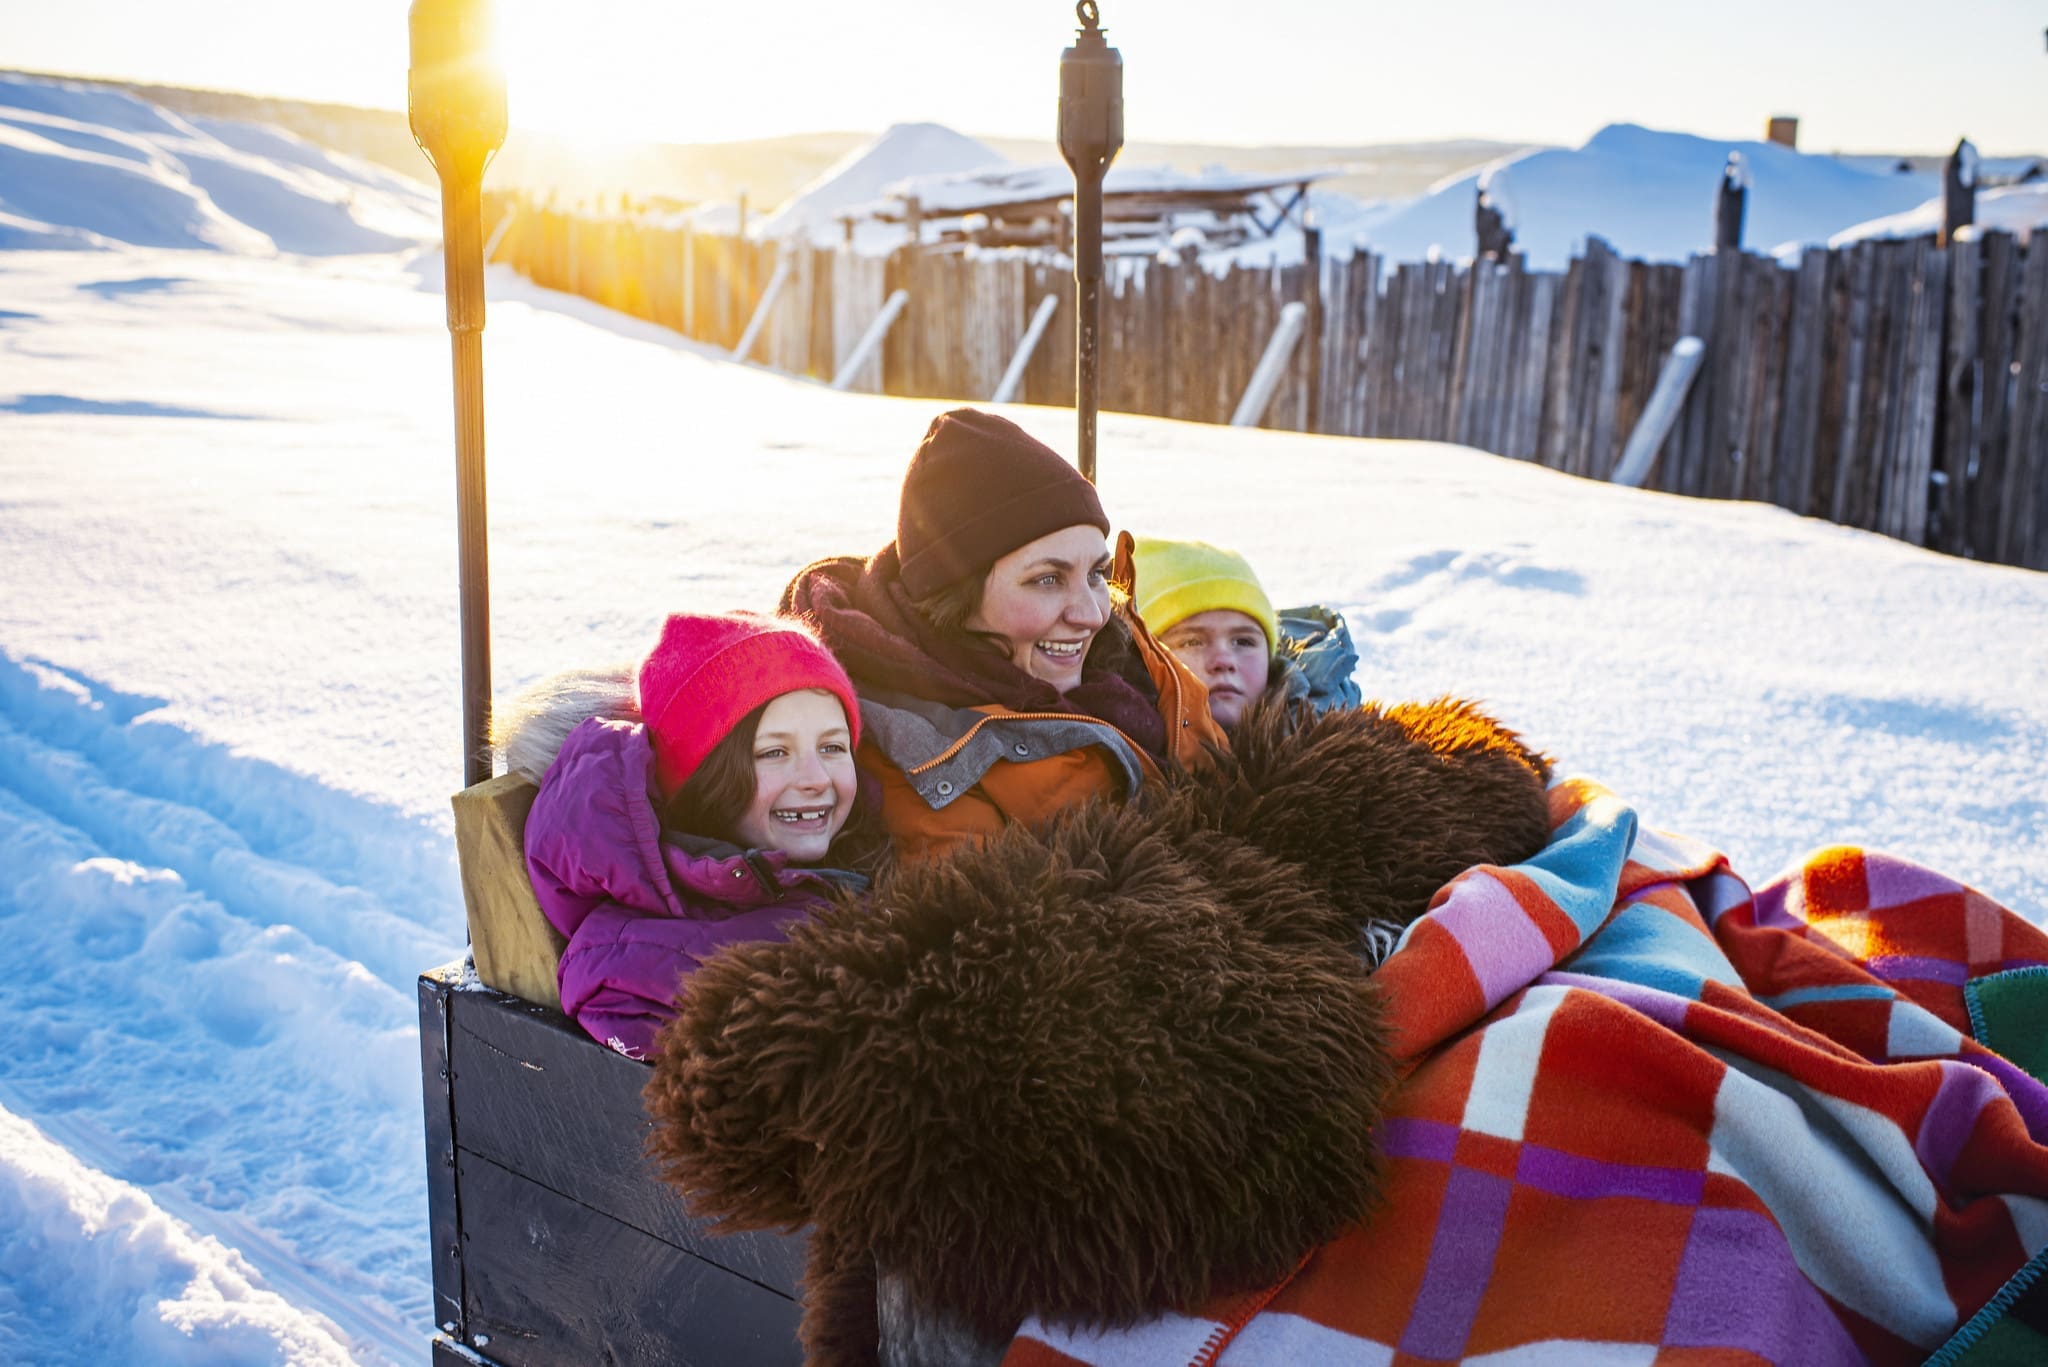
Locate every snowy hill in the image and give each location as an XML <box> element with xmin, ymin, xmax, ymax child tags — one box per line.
<box><xmin>1350</xmin><ymin>123</ymin><xmax>1945</xmax><ymax>268</ymax></box>
<box><xmin>3</xmin><ymin>87</ymin><xmax>2047</xmax><ymax>1366</ymax></box>
<box><xmin>758</xmin><ymin>121</ymin><xmax>1006</xmax><ymax>244</ymax></box>
<box><xmin>0</xmin><ymin>72</ymin><xmax>435</xmax><ymax>255</ymax></box>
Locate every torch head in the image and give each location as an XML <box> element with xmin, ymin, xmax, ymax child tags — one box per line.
<box><xmin>409</xmin><ymin>0</ymin><xmax>507</xmax><ymax>183</ymax></box>
<box><xmin>1058</xmin><ymin>1</ymin><xmax>1123</xmax><ymax>178</ymax></box>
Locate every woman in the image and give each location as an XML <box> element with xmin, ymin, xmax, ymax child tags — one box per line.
<box><xmin>781</xmin><ymin>407</ymin><xmax>1225</xmax><ymax>861</ymax></box>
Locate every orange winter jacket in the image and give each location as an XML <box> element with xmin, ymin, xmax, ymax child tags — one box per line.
<box><xmin>860</xmin><ymin>543</ymin><xmax>1226</xmax><ymax>863</ymax></box>
<box><xmin>792</xmin><ymin>532</ymin><xmax>1228</xmax><ymax>863</ymax></box>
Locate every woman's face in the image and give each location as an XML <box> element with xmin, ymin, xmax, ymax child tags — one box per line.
<box><xmin>965</xmin><ymin>524</ymin><xmax>1113</xmax><ymax>694</ymax></box>
<box><xmin>730</xmin><ymin>689</ymin><xmax>857</xmax><ymax>863</ymax></box>
<box><xmin>1159</xmin><ymin>609</ymin><xmax>1272</xmax><ymax>729</ymax></box>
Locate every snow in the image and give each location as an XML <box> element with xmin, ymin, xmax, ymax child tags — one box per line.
<box><xmin>1817</xmin><ymin>182</ymin><xmax>2048</xmax><ymax>251</ymax></box>
<box><xmin>4</xmin><ymin>81</ymin><xmax>2048</xmax><ymax>1366</ymax></box>
<box><xmin>803</xmin><ymin>121</ymin><xmax>1981</xmax><ymax>272</ymax></box>
<box><xmin>759</xmin><ymin>121</ymin><xmax>1007</xmax><ymax>246</ymax></box>
<box><xmin>0</xmin><ymin>1102</ymin><xmax>355</xmax><ymax>1364</ymax></box>
<box><xmin>0</xmin><ymin>72</ymin><xmax>436</xmax><ymax>257</ymax></box>
<box><xmin>1349</xmin><ymin>123</ymin><xmax>1942</xmax><ymax>269</ymax></box>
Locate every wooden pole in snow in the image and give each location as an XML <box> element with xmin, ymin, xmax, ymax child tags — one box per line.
<box><xmin>992</xmin><ymin>294</ymin><xmax>1061</xmax><ymax>403</ymax></box>
<box><xmin>1231</xmin><ymin>301</ymin><xmax>1308</xmax><ymax>428</ymax></box>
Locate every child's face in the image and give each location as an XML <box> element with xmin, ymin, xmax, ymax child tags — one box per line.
<box><xmin>1160</xmin><ymin>610</ymin><xmax>1272</xmax><ymax>729</ymax></box>
<box><xmin>731</xmin><ymin>689</ymin><xmax>857</xmax><ymax>863</ymax></box>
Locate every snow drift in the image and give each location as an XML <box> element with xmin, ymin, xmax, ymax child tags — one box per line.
<box><xmin>0</xmin><ymin>73</ymin><xmax>436</xmax><ymax>255</ymax></box>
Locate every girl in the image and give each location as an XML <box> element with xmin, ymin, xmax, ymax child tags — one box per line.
<box><xmin>781</xmin><ymin>407</ymin><xmax>1225</xmax><ymax>862</ymax></box>
<box><xmin>519</xmin><ymin>611</ymin><xmax>879</xmax><ymax>1058</ymax></box>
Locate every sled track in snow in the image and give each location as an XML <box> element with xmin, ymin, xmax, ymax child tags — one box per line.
<box><xmin>0</xmin><ymin>650</ymin><xmax>458</xmax><ymax>1364</ymax></box>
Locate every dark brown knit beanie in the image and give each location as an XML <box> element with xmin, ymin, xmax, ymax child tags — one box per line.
<box><xmin>894</xmin><ymin>409</ymin><xmax>1109</xmax><ymax>599</ymax></box>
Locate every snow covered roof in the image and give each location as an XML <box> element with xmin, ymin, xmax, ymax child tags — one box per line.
<box><xmin>1819</xmin><ymin>182</ymin><xmax>2048</xmax><ymax>250</ymax></box>
<box><xmin>1350</xmin><ymin>123</ymin><xmax>1944</xmax><ymax>270</ymax></box>
<box><xmin>757</xmin><ymin>121</ymin><xmax>1006</xmax><ymax>241</ymax></box>
<box><xmin>860</xmin><ymin>160</ymin><xmax>1343</xmax><ymax>221</ymax></box>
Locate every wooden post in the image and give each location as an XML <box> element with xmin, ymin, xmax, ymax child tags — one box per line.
<box><xmin>1611</xmin><ymin>337</ymin><xmax>1706</xmax><ymax>486</ymax></box>
<box><xmin>682</xmin><ymin>230</ymin><xmax>696</xmax><ymax>337</ymax></box>
<box><xmin>1232</xmin><ymin>301</ymin><xmax>1308</xmax><ymax>427</ymax></box>
<box><xmin>993</xmin><ymin>294</ymin><xmax>1061</xmax><ymax>403</ymax></box>
<box><xmin>1475</xmin><ymin>186</ymin><xmax>1513</xmax><ymax>261</ymax></box>
<box><xmin>1942</xmin><ymin>138</ymin><xmax>1977</xmax><ymax>248</ymax></box>
<box><xmin>905</xmin><ymin>195</ymin><xmax>923</xmax><ymax>250</ymax></box>
<box><xmin>833</xmin><ymin>289</ymin><xmax>910</xmax><ymax>391</ymax></box>
<box><xmin>1715</xmin><ymin>152</ymin><xmax>1747</xmax><ymax>253</ymax></box>
<box><xmin>1303</xmin><ymin>218</ymin><xmax>1324</xmax><ymax>433</ymax></box>
<box><xmin>732</xmin><ymin>248</ymin><xmax>792</xmax><ymax>364</ymax></box>
<box><xmin>737</xmin><ymin>190</ymin><xmax>749</xmax><ymax>239</ymax></box>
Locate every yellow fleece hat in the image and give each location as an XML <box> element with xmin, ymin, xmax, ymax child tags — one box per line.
<box><xmin>1130</xmin><ymin>536</ymin><xmax>1279</xmax><ymax>648</ymax></box>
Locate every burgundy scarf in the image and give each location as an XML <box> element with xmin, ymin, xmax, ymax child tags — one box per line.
<box><xmin>780</xmin><ymin>547</ymin><xmax>1168</xmax><ymax>759</ymax></box>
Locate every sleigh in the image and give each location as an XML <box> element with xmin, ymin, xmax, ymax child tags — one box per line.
<box><xmin>419</xmin><ymin>777</ymin><xmax>810</xmax><ymax>1366</ymax></box>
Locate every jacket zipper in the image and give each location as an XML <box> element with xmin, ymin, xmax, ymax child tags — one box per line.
<box><xmin>904</xmin><ymin>709</ymin><xmax>1113</xmax><ymax>777</ymax></box>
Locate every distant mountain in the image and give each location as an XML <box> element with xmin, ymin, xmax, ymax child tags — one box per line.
<box><xmin>0</xmin><ymin>69</ymin><xmax>1534</xmax><ymax>213</ymax></box>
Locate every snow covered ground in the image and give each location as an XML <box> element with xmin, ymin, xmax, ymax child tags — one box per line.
<box><xmin>3</xmin><ymin>78</ymin><xmax>2047</xmax><ymax>1367</ymax></box>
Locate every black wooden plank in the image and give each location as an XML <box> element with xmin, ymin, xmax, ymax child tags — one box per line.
<box><xmin>420</xmin><ymin>963</ymin><xmax>468</xmax><ymax>1342</ymax></box>
<box><xmin>434</xmin><ymin>1335</ymin><xmax>495</xmax><ymax>1367</ymax></box>
<box><xmin>446</xmin><ymin>985</ymin><xmax>808</xmax><ymax>1298</ymax></box>
<box><xmin>457</xmin><ymin>1149</ymin><xmax>805</xmax><ymax>1367</ymax></box>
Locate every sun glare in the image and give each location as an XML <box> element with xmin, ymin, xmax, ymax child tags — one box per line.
<box><xmin>491</xmin><ymin>0</ymin><xmax>786</xmax><ymax>146</ymax></box>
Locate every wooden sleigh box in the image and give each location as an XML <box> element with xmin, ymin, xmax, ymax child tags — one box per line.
<box><xmin>420</xmin><ymin>775</ymin><xmax>808</xmax><ymax>1366</ymax></box>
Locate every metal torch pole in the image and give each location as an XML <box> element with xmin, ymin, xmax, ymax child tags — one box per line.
<box><xmin>442</xmin><ymin>175</ymin><xmax>493</xmax><ymax>789</ymax></box>
<box><xmin>410</xmin><ymin>0</ymin><xmax>506</xmax><ymax>790</ymax></box>
<box><xmin>1073</xmin><ymin>170</ymin><xmax>1104</xmax><ymax>483</ymax></box>
<box><xmin>1059</xmin><ymin>1</ymin><xmax>1123</xmax><ymax>484</ymax></box>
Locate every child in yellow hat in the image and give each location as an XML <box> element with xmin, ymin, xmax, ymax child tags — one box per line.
<box><xmin>1130</xmin><ymin>536</ymin><xmax>1361</xmax><ymax>729</ymax></box>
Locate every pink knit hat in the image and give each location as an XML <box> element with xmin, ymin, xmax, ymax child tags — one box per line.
<box><xmin>636</xmin><ymin>612</ymin><xmax>862</xmax><ymax>799</ymax></box>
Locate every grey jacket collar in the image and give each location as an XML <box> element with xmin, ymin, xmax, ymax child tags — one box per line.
<box><xmin>858</xmin><ymin>689</ymin><xmax>1146</xmax><ymax>812</ymax></box>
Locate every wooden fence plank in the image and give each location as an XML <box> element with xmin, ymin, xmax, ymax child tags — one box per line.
<box><xmin>1931</xmin><ymin>236</ymin><xmax>1981</xmax><ymax>554</ymax></box>
<box><xmin>485</xmin><ymin>210</ymin><xmax>2043</xmax><ymax>568</ymax></box>
<box><xmin>2008</xmin><ymin>239</ymin><xmax>2048</xmax><ymax>568</ymax></box>
<box><xmin>1588</xmin><ymin>247</ymin><xmax>1631</xmax><ymax>479</ymax></box>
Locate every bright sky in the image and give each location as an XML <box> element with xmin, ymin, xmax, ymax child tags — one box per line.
<box><xmin>1</xmin><ymin>0</ymin><xmax>2043</xmax><ymax>153</ymax></box>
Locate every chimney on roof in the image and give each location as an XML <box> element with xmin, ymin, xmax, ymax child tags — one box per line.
<box><xmin>1766</xmin><ymin>116</ymin><xmax>1798</xmax><ymax>149</ymax></box>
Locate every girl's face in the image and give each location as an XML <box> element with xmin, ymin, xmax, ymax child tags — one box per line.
<box><xmin>730</xmin><ymin>689</ymin><xmax>857</xmax><ymax>863</ymax></box>
<box><xmin>1160</xmin><ymin>609</ymin><xmax>1272</xmax><ymax>729</ymax></box>
<box><xmin>964</xmin><ymin>524</ymin><xmax>1112</xmax><ymax>694</ymax></box>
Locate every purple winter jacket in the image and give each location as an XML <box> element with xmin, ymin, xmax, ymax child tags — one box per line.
<box><xmin>523</xmin><ymin>716</ymin><xmax>861</xmax><ymax>1060</ymax></box>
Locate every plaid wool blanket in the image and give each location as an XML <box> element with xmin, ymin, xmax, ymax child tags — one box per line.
<box><xmin>1004</xmin><ymin>778</ymin><xmax>2048</xmax><ymax>1367</ymax></box>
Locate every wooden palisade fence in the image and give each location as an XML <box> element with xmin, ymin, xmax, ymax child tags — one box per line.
<box><xmin>482</xmin><ymin>189</ymin><xmax>2048</xmax><ymax>571</ymax></box>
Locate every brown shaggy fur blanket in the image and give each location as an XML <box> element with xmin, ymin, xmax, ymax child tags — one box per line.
<box><xmin>643</xmin><ymin>697</ymin><xmax>1552</xmax><ymax>1366</ymax></box>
